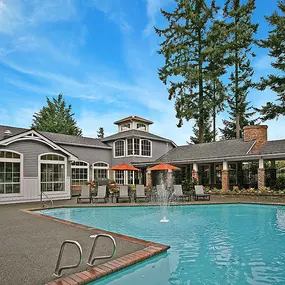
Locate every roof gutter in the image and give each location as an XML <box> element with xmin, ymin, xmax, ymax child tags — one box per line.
<box><xmin>134</xmin><ymin>152</ymin><xmax>285</xmax><ymax>166</ymax></box>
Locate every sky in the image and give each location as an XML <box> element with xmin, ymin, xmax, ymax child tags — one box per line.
<box><xmin>0</xmin><ymin>0</ymin><xmax>283</xmax><ymax>145</ymax></box>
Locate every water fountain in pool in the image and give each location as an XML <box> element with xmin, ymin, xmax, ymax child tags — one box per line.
<box><xmin>156</xmin><ymin>170</ymin><xmax>175</xmax><ymax>223</ymax></box>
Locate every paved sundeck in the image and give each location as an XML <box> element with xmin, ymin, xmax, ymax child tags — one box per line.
<box><xmin>0</xmin><ymin>199</ymin><xmax>149</xmax><ymax>285</ymax></box>
<box><xmin>1</xmin><ymin>196</ymin><xmax>285</xmax><ymax>285</ymax></box>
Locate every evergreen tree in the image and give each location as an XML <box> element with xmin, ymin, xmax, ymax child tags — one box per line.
<box><xmin>155</xmin><ymin>0</ymin><xmax>219</xmax><ymax>143</ymax></box>
<box><xmin>31</xmin><ymin>94</ymin><xmax>82</xmax><ymax>136</ymax></box>
<box><xmin>257</xmin><ymin>1</ymin><xmax>285</xmax><ymax>121</ymax></box>
<box><xmin>220</xmin><ymin>0</ymin><xmax>258</xmax><ymax>139</ymax></box>
<box><xmin>97</xmin><ymin>127</ymin><xmax>104</xmax><ymax>138</ymax></box>
<box><xmin>205</xmin><ymin>19</ymin><xmax>228</xmax><ymax>141</ymax></box>
<box><xmin>188</xmin><ymin>117</ymin><xmax>215</xmax><ymax>144</ymax></box>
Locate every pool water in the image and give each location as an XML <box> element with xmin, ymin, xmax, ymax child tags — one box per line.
<box><xmin>39</xmin><ymin>204</ymin><xmax>285</xmax><ymax>284</ymax></box>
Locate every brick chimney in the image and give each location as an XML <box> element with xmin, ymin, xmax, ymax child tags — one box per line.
<box><xmin>243</xmin><ymin>125</ymin><xmax>268</xmax><ymax>152</ymax></box>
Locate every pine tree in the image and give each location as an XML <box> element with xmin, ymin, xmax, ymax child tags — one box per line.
<box><xmin>155</xmin><ymin>0</ymin><xmax>219</xmax><ymax>143</ymax></box>
<box><xmin>257</xmin><ymin>1</ymin><xmax>285</xmax><ymax>121</ymax></box>
<box><xmin>205</xmin><ymin>19</ymin><xmax>228</xmax><ymax>141</ymax></box>
<box><xmin>220</xmin><ymin>0</ymin><xmax>258</xmax><ymax>139</ymax></box>
<box><xmin>31</xmin><ymin>94</ymin><xmax>82</xmax><ymax>136</ymax></box>
<box><xmin>97</xmin><ymin>127</ymin><xmax>104</xmax><ymax>138</ymax></box>
<box><xmin>188</xmin><ymin>117</ymin><xmax>215</xmax><ymax>144</ymax></box>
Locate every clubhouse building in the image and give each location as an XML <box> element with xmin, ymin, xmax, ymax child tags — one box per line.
<box><xmin>0</xmin><ymin>116</ymin><xmax>285</xmax><ymax>204</ymax></box>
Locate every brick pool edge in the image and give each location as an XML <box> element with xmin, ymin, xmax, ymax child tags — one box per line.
<box><xmin>22</xmin><ymin>207</ymin><xmax>170</xmax><ymax>285</ymax></box>
<box><xmin>22</xmin><ymin>201</ymin><xmax>285</xmax><ymax>284</ymax></box>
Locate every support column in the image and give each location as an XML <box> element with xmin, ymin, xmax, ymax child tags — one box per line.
<box><xmin>192</xmin><ymin>163</ymin><xmax>199</xmax><ymax>184</ymax></box>
<box><xmin>258</xmin><ymin>158</ymin><xmax>265</xmax><ymax>190</ymax></box>
<box><xmin>146</xmin><ymin>169</ymin><xmax>152</xmax><ymax>186</ymax></box>
<box><xmin>222</xmin><ymin>161</ymin><xmax>229</xmax><ymax>191</ymax></box>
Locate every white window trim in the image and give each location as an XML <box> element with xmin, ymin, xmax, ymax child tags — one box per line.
<box><xmin>0</xmin><ymin>149</ymin><xmax>23</xmax><ymax>197</ymax></box>
<box><xmin>38</xmin><ymin>153</ymin><xmax>67</xmax><ymax>194</ymax></box>
<box><xmin>114</xmin><ymin>140</ymin><xmax>125</xmax><ymax>158</ymax></box>
<box><xmin>92</xmin><ymin>161</ymin><xmax>109</xmax><ymax>180</ymax></box>
<box><xmin>140</xmin><ymin>139</ymin><xmax>152</xmax><ymax>157</ymax></box>
<box><xmin>71</xmin><ymin>160</ymin><xmax>90</xmax><ymax>185</ymax></box>
<box><xmin>126</xmin><ymin>138</ymin><xmax>152</xmax><ymax>158</ymax></box>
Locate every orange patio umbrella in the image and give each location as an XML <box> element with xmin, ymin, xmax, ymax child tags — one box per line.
<box><xmin>108</xmin><ymin>163</ymin><xmax>140</xmax><ymax>171</ymax></box>
<box><xmin>148</xmin><ymin>163</ymin><xmax>181</xmax><ymax>171</ymax></box>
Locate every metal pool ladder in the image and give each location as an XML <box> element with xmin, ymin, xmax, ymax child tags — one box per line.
<box><xmin>53</xmin><ymin>240</ymin><xmax>82</xmax><ymax>278</ymax></box>
<box><xmin>53</xmin><ymin>234</ymin><xmax>116</xmax><ymax>277</ymax></box>
<box><xmin>87</xmin><ymin>234</ymin><xmax>117</xmax><ymax>266</ymax></box>
<box><xmin>41</xmin><ymin>192</ymin><xmax>54</xmax><ymax>208</ymax></box>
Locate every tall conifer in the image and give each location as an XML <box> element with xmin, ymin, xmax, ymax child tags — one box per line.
<box><xmin>155</xmin><ymin>0</ymin><xmax>218</xmax><ymax>143</ymax></box>
<box><xmin>220</xmin><ymin>0</ymin><xmax>258</xmax><ymax>139</ymax></box>
<box><xmin>257</xmin><ymin>1</ymin><xmax>285</xmax><ymax>121</ymax></box>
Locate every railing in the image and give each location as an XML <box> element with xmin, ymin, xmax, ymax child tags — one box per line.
<box><xmin>41</xmin><ymin>191</ymin><xmax>54</xmax><ymax>208</ymax></box>
<box><xmin>87</xmin><ymin>234</ymin><xmax>117</xmax><ymax>266</ymax></box>
<box><xmin>53</xmin><ymin>240</ymin><xmax>83</xmax><ymax>278</ymax></box>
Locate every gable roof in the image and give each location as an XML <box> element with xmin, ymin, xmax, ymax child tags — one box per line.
<box><xmin>101</xmin><ymin>129</ymin><xmax>176</xmax><ymax>146</ymax></box>
<box><xmin>0</xmin><ymin>128</ymin><xmax>78</xmax><ymax>160</ymax></box>
<box><xmin>157</xmin><ymin>139</ymin><xmax>255</xmax><ymax>163</ymax></box>
<box><xmin>114</xmin><ymin>116</ymin><xmax>153</xmax><ymax>125</ymax></box>
<box><xmin>0</xmin><ymin>126</ymin><xmax>111</xmax><ymax>149</ymax></box>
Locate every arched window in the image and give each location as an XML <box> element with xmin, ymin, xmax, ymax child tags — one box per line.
<box><xmin>121</xmin><ymin>123</ymin><xmax>130</xmax><ymax>131</ymax></box>
<box><xmin>141</xmin><ymin>139</ymin><xmax>151</xmax><ymax>157</ymax></box>
<box><xmin>0</xmin><ymin>150</ymin><xmax>22</xmax><ymax>194</ymax></box>
<box><xmin>71</xmin><ymin>161</ymin><xmax>89</xmax><ymax>186</ymax></box>
<box><xmin>114</xmin><ymin>140</ymin><xmax>125</xmax><ymax>157</ymax></box>
<box><xmin>93</xmin><ymin>162</ymin><xmax>109</xmax><ymax>179</ymax></box>
<box><xmin>137</xmin><ymin>123</ymin><xmax>146</xmax><ymax>131</ymax></box>
<box><xmin>39</xmin><ymin>153</ymin><xmax>66</xmax><ymax>192</ymax></box>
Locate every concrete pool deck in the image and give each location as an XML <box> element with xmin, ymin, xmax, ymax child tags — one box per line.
<box><xmin>1</xmin><ymin>196</ymin><xmax>285</xmax><ymax>285</ymax></box>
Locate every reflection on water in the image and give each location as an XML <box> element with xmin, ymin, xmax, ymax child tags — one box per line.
<box><xmin>39</xmin><ymin>204</ymin><xmax>285</xmax><ymax>285</ymax></box>
<box><xmin>276</xmin><ymin>208</ymin><xmax>285</xmax><ymax>232</ymax></box>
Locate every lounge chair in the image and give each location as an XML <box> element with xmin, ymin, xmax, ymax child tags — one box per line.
<box><xmin>117</xmin><ymin>185</ymin><xmax>131</xmax><ymax>203</ymax></box>
<box><xmin>194</xmin><ymin>185</ymin><xmax>210</xmax><ymax>201</ymax></box>
<box><xmin>135</xmin><ymin>185</ymin><xmax>147</xmax><ymax>202</ymax></box>
<box><xmin>173</xmin><ymin>185</ymin><xmax>190</xmax><ymax>201</ymax></box>
<box><xmin>77</xmin><ymin>185</ymin><xmax>91</xmax><ymax>203</ymax></box>
<box><xmin>92</xmin><ymin>185</ymin><xmax>107</xmax><ymax>203</ymax></box>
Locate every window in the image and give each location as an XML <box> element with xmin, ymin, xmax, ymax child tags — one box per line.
<box><xmin>134</xmin><ymin>138</ymin><xmax>140</xmax><ymax>155</ymax></box>
<box><xmin>121</xmin><ymin>123</ymin><xmax>130</xmax><ymax>131</ymax></box>
<box><xmin>71</xmin><ymin>161</ymin><xmax>89</xmax><ymax>186</ymax></box>
<box><xmin>127</xmin><ymin>139</ymin><xmax>133</xmax><ymax>156</ymax></box>
<box><xmin>137</xmin><ymin>123</ymin><xmax>146</xmax><ymax>131</ymax></box>
<box><xmin>114</xmin><ymin>140</ymin><xmax>125</xmax><ymax>157</ymax></box>
<box><xmin>115</xmin><ymin>170</ymin><xmax>124</xmax><ymax>185</ymax></box>
<box><xmin>127</xmin><ymin>138</ymin><xmax>140</xmax><ymax>156</ymax></box>
<box><xmin>141</xmin><ymin>140</ymin><xmax>151</xmax><ymax>157</ymax></box>
<box><xmin>40</xmin><ymin>154</ymin><xmax>65</xmax><ymax>192</ymax></box>
<box><xmin>93</xmin><ymin>162</ymin><xmax>109</xmax><ymax>179</ymax></box>
<box><xmin>0</xmin><ymin>151</ymin><xmax>21</xmax><ymax>194</ymax></box>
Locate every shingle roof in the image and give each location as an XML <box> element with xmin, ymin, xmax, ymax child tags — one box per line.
<box><xmin>157</xmin><ymin>139</ymin><xmax>255</xmax><ymax>162</ymax></box>
<box><xmin>260</xmin><ymin>140</ymin><xmax>285</xmax><ymax>155</ymax></box>
<box><xmin>114</xmin><ymin>116</ymin><xmax>153</xmax><ymax>125</ymax></box>
<box><xmin>101</xmin><ymin>129</ymin><xmax>176</xmax><ymax>145</ymax></box>
<box><xmin>0</xmin><ymin>125</ymin><xmax>111</xmax><ymax>149</ymax></box>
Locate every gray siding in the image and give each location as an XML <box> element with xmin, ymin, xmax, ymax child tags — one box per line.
<box><xmin>60</xmin><ymin>145</ymin><xmax>112</xmax><ymax>166</ymax></box>
<box><xmin>1</xmin><ymin>140</ymin><xmax>67</xmax><ymax>177</ymax></box>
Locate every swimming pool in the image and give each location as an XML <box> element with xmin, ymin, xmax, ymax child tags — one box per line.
<box><xmin>39</xmin><ymin>204</ymin><xmax>285</xmax><ymax>284</ymax></box>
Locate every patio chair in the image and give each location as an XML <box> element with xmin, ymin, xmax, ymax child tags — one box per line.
<box><xmin>173</xmin><ymin>185</ymin><xmax>190</xmax><ymax>201</ymax></box>
<box><xmin>135</xmin><ymin>185</ymin><xmax>147</xmax><ymax>202</ymax></box>
<box><xmin>194</xmin><ymin>185</ymin><xmax>210</xmax><ymax>201</ymax></box>
<box><xmin>92</xmin><ymin>185</ymin><xmax>107</xmax><ymax>203</ymax></box>
<box><xmin>117</xmin><ymin>185</ymin><xmax>131</xmax><ymax>203</ymax></box>
<box><xmin>77</xmin><ymin>185</ymin><xmax>91</xmax><ymax>203</ymax></box>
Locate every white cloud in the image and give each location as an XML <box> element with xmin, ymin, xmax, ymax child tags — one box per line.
<box><xmin>0</xmin><ymin>0</ymin><xmax>77</xmax><ymax>35</ymax></box>
<box><xmin>88</xmin><ymin>0</ymin><xmax>133</xmax><ymax>34</ymax></box>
